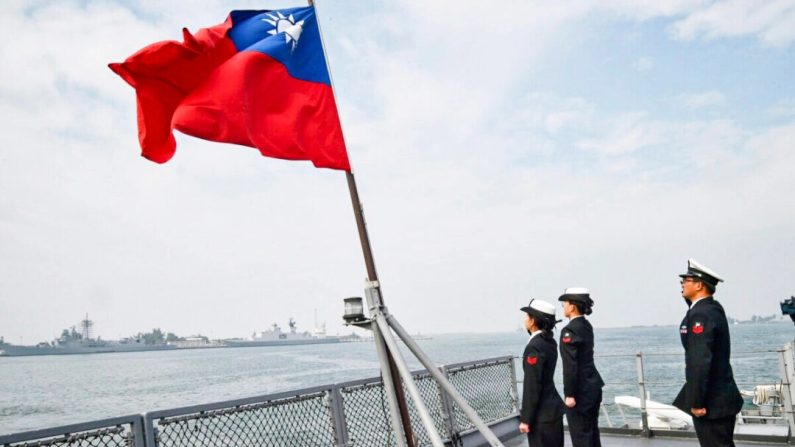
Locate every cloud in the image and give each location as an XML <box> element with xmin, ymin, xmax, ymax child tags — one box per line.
<box><xmin>593</xmin><ymin>0</ymin><xmax>795</xmax><ymax>48</ymax></box>
<box><xmin>681</xmin><ymin>90</ymin><xmax>726</xmax><ymax>109</ymax></box>
<box><xmin>577</xmin><ymin>112</ymin><xmax>672</xmax><ymax>156</ymax></box>
<box><xmin>767</xmin><ymin>98</ymin><xmax>795</xmax><ymax>117</ymax></box>
<box><xmin>670</xmin><ymin>0</ymin><xmax>795</xmax><ymax>47</ymax></box>
<box><xmin>0</xmin><ymin>0</ymin><xmax>793</xmax><ymax>343</ymax></box>
<box><xmin>599</xmin><ymin>0</ymin><xmax>710</xmax><ymax>20</ymax></box>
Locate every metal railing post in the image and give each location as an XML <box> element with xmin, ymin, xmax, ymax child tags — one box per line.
<box><xmin>506</xmin><ymin>357</ymin><xmax>520</xmax><ymax>413</ymax></box>
<box><xmin>438</xmin><ymin>366</ymin><xmax>461</xmax><ymax>447</ymax></box>
<box><xmin>636</xmin><ymin>352</ymin><xmax>650</xmax><ymax>437</ymax></box>
<box><xmin>142</xmin><ymin>413</ymin><xmax>157</xmax><ymax>447</ymax></box>
<box><xmin>132</xmin><ymin>414</ymin><xmax>146</xmax><ymax>447</ymax></box>
<box><xmin>329</xmin><ymin>385</ymin><xmax>350</xmax><ymax>447</ymax></box>
<box><xmin>777</xmin><ymin>342</ymin><xmax>795</xmax><ymax>442</ymax></box>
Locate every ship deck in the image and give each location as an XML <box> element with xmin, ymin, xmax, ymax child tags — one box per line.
<box><xmin>504</xmin><ymin>432</ymin><xmax>783</xmax><ymax>446</ymax></box>
<box><xmin>457</xmin><ymin>416</ymin><xmax>787</xmax><ymax>447</ymax></box>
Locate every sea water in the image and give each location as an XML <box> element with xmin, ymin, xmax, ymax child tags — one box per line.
<box><xmin>0</xmin><ymin>322</ymin><xmax>792</xmax><ymax>435</ymax></box>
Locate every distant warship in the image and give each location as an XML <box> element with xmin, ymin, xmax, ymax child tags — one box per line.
<box><xmin>223</xmin><ymin>318</ymin><xmax>341</xmax><ymax>348</ymax></box>
<box><xmin>0</xmin><ymin>315</ymin><xmax>175</xmax><ymax>357</ymax></box>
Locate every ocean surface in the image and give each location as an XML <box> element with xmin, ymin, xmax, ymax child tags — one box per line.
<box><xmin>0</xmin><ymin>322</ymin><xmax>792</xmax><ymax>435</ymax></box>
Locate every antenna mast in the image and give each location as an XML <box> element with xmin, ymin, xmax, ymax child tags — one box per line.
<box><xmin>80</xmin><ymin>313</ymin><xmax>94</xmax><ymax>340</ymax></box>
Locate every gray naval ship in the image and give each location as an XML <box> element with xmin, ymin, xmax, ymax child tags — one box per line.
<box><xmin>0</xmin><ymin>316</ymin><xmax>341</xmax><ymax>357</ymax></box>
<box><xmin>0</xmin><ymin>315</ymin><xmax>176</xmax><ymax>357</ymax></box>
<box><xmin>0</xmin><ymin>338</ymin><xmax>176</xmax><ymax>357</ymax></box>
<box><xmin>223</xmin><ymin>317</ymin><xmax>342</xmax><ymax>348</ymax></box>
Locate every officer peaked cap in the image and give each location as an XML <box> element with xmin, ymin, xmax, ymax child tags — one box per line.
<box><xmin>679</xmin><ymin>259</ymin><xmax>724</xmax><ymax>287</ymax></box>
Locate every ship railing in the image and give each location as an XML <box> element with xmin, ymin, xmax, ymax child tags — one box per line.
<box><xmin>4</xmin><ymin>345</ymin><xmax>795</xmax><ymax>446</ymax></box>
<box><xmin>145</xmin><ymin>355</ymin><xmax>517</xmax><ymax>447</ymax></box>
<box><xmin>0</xmin><ymin>415</ymin><xmax>145</xmax><ymax>447</ymax></box>
<box><xmin>0</xmin><ymin>356</ymin><xmax>518</xmax><ymax>447</ymax></box>
<box><xmin>512</xmin><ymin>341</ymin><xmax>795</xmax><ymax>444</ymax></box>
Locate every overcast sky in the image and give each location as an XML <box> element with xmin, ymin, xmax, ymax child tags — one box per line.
<box><xmin>1</xmin><ymin>0</ymin><xmax>794</xmax><ymax>344</ymax></box>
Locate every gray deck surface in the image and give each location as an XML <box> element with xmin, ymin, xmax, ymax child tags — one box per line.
<box><xmin>503</xmin><ymin>433</ymin><xmax>784</xmax><ymax>446</ymax></box>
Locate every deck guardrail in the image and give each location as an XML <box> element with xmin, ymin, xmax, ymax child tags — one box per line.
<box><xmin>4</xmin><ymin>343</ymin><xmax>794</xmax><ymax>446</ymax></box>
<box><xmin>0</xmin><ymin>415</ymin><xmax>145</xmax><ymax>447</ymax></box>
<box><xmin>1</xmin><ymin>356</ymin><xmax>517</xmax><ymax>447</ymax></box>
<box><xmin>144</xmin><ymin>356</ymin><xmax>516</xmax><ymax>447</ymax></box>
<box><xmin>511</xmin><ymin>340</ymin><xmax>795</xmax><ymax>441</ymax></box>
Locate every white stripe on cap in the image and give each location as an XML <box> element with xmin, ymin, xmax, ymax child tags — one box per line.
<box><xmin>529</xmin><ymin>299</ymin><xmax>556</xmax><ymax>316</ymax></box>
<box><xmin>563</xmin><ymin>287</ymin><xmax>589</xmax><ymax>295</ymax></box>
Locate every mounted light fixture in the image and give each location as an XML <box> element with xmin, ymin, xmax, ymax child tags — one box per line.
<box><xmin>343</xmin><ymin>297</ymin><xmax>366</xmax><ymax>324</ymax></box>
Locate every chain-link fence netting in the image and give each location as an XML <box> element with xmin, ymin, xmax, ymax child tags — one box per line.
<box><xmin>339</xmin><ymin>358</ymin><xmax>515</xmax><ymax>446</ymax></box>
<box><xmin>7</xmin><ymin>347</ymin><xmax>793</xmax><ymax>446</ymax></box>
<box><xmin>339</xmin><ymin>380</ymin><xmax>396</xmax><ymax>446</ymax></box>
<box><xmin>2</xmin><ymin>425</ymin><xmax>135</xmax><ymax>447</ymax></box>
<box><xmin>338</xmin><ymin>371</ymin><xmax>451</xmax><ymax>446</ymax></box>
<box><xmin>401</xmin><ymin>371</ymin><xmax>449</xmax><ymax>446</ymax></box>
<box><xmin>3</xmin><ymin>357</ymin><xmax>519</xmax><ymax>447</ymax></box>
<box><xmin>154</xmin><ymin>393</ymin><xmax>336</xmax><ymax>447</ymax></box>
<box><xmin>446</xmin><ymin>359</ymin><xmax>518</xmax><ymax>433</ymax></box>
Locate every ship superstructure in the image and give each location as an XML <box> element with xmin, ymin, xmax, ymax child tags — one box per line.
<box><xmin>0</xmin><ymin>315</ymin><xmax>175</xmax><ymax>357</ymax></box>
<box><xmin>224</xmin><ymin>318</ymin><xmax>341</xmax><ymax>347</ymax></box>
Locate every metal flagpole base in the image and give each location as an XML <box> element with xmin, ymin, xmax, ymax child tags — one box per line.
<box><xmin>386</xmin><ymin>314</ymin><xmax>506</xmax><ymax>447</ymax></box>
<box><xmin>366</xmin><ymin>288</ymin><xmax>408</xmax><ymax>447</ymax></box>
<box><xmin>372</xmin><ymin>310</ymin><xmax>447</xmax><ymax>447</ymax></box>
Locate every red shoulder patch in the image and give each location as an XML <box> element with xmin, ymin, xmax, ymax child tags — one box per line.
<box><xmin>562</xmin><ymin>337</ymin><xmax>571</xmax><ymax>344</ymax></box>
<box><xmin>527</xmin><ymin>356</ymin><xmax>538</xmax><ymax>365</ymax></box>
<box><xmin>692</xmin><ymin>322</ymin><xmax>704</xmax><ymax>334</ymax></box>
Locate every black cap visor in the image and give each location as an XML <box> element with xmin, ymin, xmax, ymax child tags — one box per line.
<box><xmin>679</xmin><ymin>271</ymin><xmax>719</xmax><ymax>286</ymax></box>
<box><xmin>558</xmin><ymin>293</ymin><xmax>590</xmax><ymax>303</ymax></box>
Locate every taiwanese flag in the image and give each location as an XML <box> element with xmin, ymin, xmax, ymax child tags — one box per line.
<box><xmin>109</xmin><ymin>6</ymin><xmax>350</xmax><ymax>171</ymax></box>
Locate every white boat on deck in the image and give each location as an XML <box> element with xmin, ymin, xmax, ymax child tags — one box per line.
<box><xmin>614</xmin><ymin>396</ymin><xmax>691</xmax><ymax>430</ymax></box>
<box><xmin>614</xmin><ymin>389</ymin><xmax>790</xmax><ymax>437</ymax></box>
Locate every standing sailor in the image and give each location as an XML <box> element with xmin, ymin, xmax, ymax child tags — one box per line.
<box><xmin>519</xmin><ymin>299</ymin><xmax>564</xmax><ymax>447</ymax></box>
<box><xmin>558</xmin><ymin>287</ymin><xmax>604</xmax><ymax>447</ymax></box>
<box><xmin>673</xmin><ymin>259</ymin><xmax>743</xmax><ymax>447</ymax></box>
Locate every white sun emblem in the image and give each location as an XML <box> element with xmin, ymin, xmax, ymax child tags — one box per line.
<box><xmin>262</xmin><ymin>12</ymin><xmax>305</xmax><ymax>50</ymax></box>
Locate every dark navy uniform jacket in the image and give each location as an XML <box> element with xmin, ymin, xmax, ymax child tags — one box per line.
<box><xmin>559</xmin><ymin>317</ymin><xmax>604</xmax><ymax>412</ymax></box>
<box><xmin>673</xmin><ymin>297</ymin><xmax>744</xmax><ymax>419</ymax></box>
<box><xmin>521</xmin><ymin>332</ymin><xmax>564</xmax><ymax>425</ymax></box>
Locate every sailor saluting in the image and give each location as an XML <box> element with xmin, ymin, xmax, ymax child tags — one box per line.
<box><xmin>558</xmin><ymin>287</ymin><xmax>604</xmax><ymax>447</ymax></box>
<box><xmin>673</xmin><ymin>259</ymin><xmax>744</xmax><ymax>447</ymax></box>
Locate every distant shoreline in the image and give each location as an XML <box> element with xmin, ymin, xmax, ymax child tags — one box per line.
<box><xmin>459</xmin><ymin>320</ymin><xmax>793</xmax><ymax>337</ymax></box>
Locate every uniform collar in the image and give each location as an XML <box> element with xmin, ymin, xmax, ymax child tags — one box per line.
<box><xmin>689</xmin><ymin>296</ymin><xmax>712</xmax><ymax>309</ymax></box>
<box><xmin>528</xmin><ymin>330</ymin><xmax>543</xmax><ymax>341</ymax></box>
<box><xmin>569</xmin><ymin>315</ymin><xmax>584</xmax><ymax>321</ymax></box>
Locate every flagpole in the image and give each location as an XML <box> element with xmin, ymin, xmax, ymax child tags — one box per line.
<box><xmin>346</xmin><ymin>174</ymin><xmax>417</xmax><ymax>447</ymax></box>
<box><xmin>344</xmin><ymin>172</ymin><xmax>378</xmax><ymax>280</ymax></box>
<box><xmin>311</xmin><ymin>2</ymin><xmax>417</xmax><ymax>446</ymax></box>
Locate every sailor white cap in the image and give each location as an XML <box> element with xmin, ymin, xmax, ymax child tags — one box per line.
<box><xmin>558</xmin><ymin>287</ymin><xmax>593</xmax><ymax>304</ymax></box>
<box><xmin>679</xmin><ymin>259</ymin><xmax>723</xmax><ymax>286</ymax></box>
<box><xmin>520</xmin><ymin>298</ymin><xmax>556</xmax><ymax>318</ymax></box>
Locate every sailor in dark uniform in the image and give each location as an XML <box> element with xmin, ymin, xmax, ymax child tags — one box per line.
<box><xmin>519</xmin><ymin>298</ymin><xmax>564</xmax><ymax>447</ymax></box>
<box><xmin>673</xmin><ymin>259</ymin><xmax>744</xmax><ymax>447</ymax></box>
<box><xmin>558</xmin><ymin>287</ymin><xmax>604</xmax><ymax>447</ymax></box>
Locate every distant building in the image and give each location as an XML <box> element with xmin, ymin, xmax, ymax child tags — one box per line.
<box><xmin>169</xmin><ymin>337</ymin><xmax>221</xmax><ymax>349</ymax></box>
